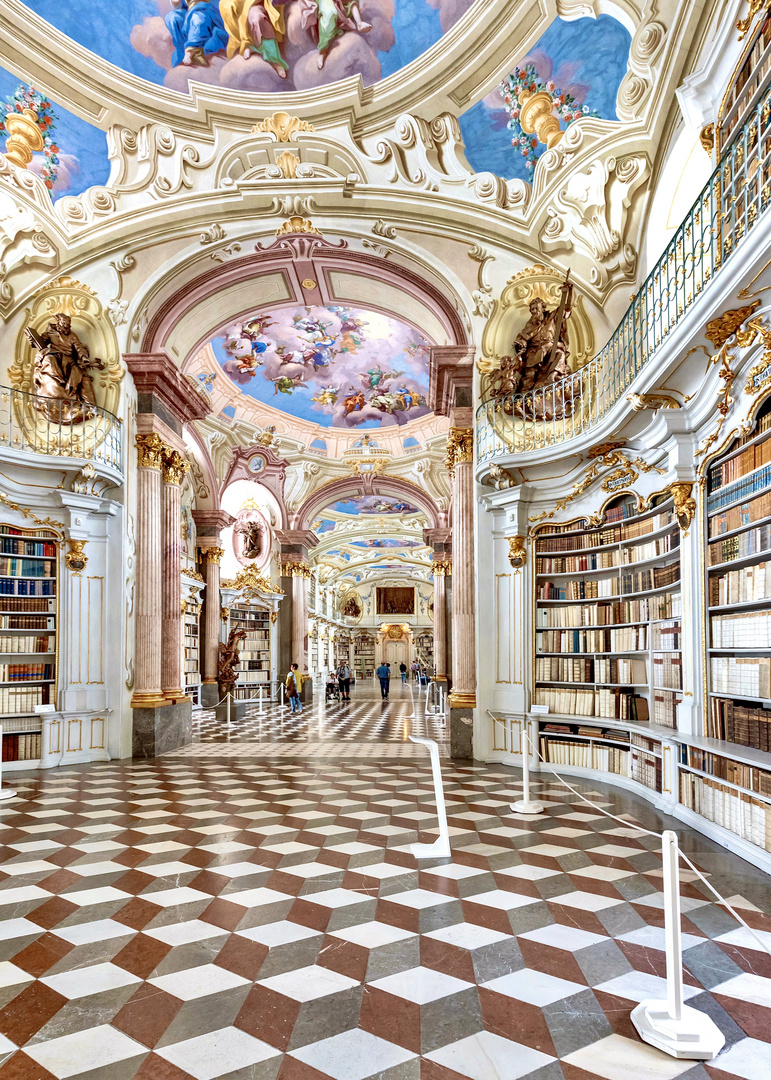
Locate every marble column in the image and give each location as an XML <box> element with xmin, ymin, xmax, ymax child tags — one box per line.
<box><xmin>432</xmin><ymin>559</ymin><xmax>451</xmax><ymax>684</ymax></box>
<box><xmin>288</xmin><ymin>564</ymin><xmax>311</xmax><ymax>672</ymax></box>
<box><xmin>132</xmin><ymin>434</ymin><xmax>165</xmax><ymax>709</ymax></box>
<box><xmin>199</xmin><ymin>546</ymin><xmax>224</xmax><ymax>706</ymax></box>
<box><xmin>161</xmin><ymin>449</ymin><xmax>188</xmax><ymax>701</ymax></box>
<box><xmin>447</xmin><ymin>426</ymin><xmax>476</xmax><ymax>757</ymax></box>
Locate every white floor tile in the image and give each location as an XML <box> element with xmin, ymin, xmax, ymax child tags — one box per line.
<box><xmin>25</xmin><ymin>1024</ymin><xmax>146</xmax><ymax>1078</ymax></box>
<box><xmin>426</xmin><ymin>1030</ymin><xmax>554</xmax><ymax>1080</ymax></box>
<box><xmin>259</xmin><ymin>964</ymin><xmax>359</xmax><ymax>1002</ymax></box>
<box><xmin>150</xmin><ymin>964</ymin><xmax>250</xmax><ymax>1001</ymax></box>
<box><xmin>482</xmin><ymin>968</ymin><xmax>585</xmax><ymax>1006</ymax></box>
<box><xmin>158</xmin><ymin>1026</ymin><xmax>280</xmax><ymax>1080</ymax></box>
<box><xmin>42</xmin><ymin>962</ymin><xmax>142</xmax><ymax>999</ymax></box>
<box><xmin>563</xmin><ymin>1033</ymin><xmax>695</xmax><ymax>1079</ymax></box>
<box><xmin>290</xmin><ymin>1028</ymin><xmax>415</xmax><ymax>1080</ymax></box>
<box><xmin>370</xmin><ymin>965</ymin><xmax>472</xmax><ymax>1004</ymax></box>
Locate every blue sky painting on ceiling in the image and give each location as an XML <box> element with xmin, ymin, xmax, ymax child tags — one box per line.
<box><xmin>212</xmin><ymin>305</ymin><xmax>432</xmax><ymax>430</ymax></box>
<box><xmin>459</xmin><ymin>15</ymin><xmax>631</xmax><ymax>183</ymax></box>
<box><xmin>349</xmin><ymin>538</ymin><xmax>422</xmax><ymax>547</ymax></box>
<box><xmin>312</xmin><ymin>518</ymin><xmax>337</xmax><ymax>534</ymax></box>
<box><xmin>329</xmin><ymin>496</ymin><xmax>421</xmax><ymax>515</ymax></box>
<box><xmin>23</xmin><ymin>0</ymin><xmax>475</xmax><ymax>95</ymax></box>
<box><xmin>0</xmin><ymin>67</ymin><xmax>110</xmax><ymax>201</ymax></box>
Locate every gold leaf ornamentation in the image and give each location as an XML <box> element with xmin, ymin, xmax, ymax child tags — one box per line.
<box><xmin>507</xmin><ymin>537</ymin><xmax>527</xmax><ymax>570</ymax></box>
<box><xmin>252</xmin><ymin>113</ymin><xmax>316</xmax><ymax>142</ymax></box>
<box><xmin>276</xmin><ymin>216</ymin><xmax>321</xmax><ymax>236</ymax></box>
<box><xmin>136</xmin><ymin>433</ymin><xmax>165</xmax><ymax>470</ymax></box>
<box><xmin>445</xmin><ymin>427</ymin><xmax>474</xmax><ymax>478</ymax></box>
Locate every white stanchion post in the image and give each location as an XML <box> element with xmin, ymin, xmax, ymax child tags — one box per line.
<box><xmin>280</xmin><ymin>683</ymin><xmax>289</xmax><ymax>713</ymax></box>
<box><xmin>631</xmin><ymin>831</ymin><xmax>725</xmax><ymax>1059</ymax></box>
<box><xmin>409</xmin><ymin>736</ymin><xmax>451</xmax><ymax>859</ymax></box>
<box><xmin>225</xmin><ymin>692</ymin><xmax>233</xmax><ymax>729</ymax></box>
<box><xmin>511</xmin><ymin>725</ymin><xmax>545</xmax><ymax>815</ymax></box>
<box><xmin>257</xmin><ymin>686</ymin><xmax>265</xmax><ymax>716</ymax></box>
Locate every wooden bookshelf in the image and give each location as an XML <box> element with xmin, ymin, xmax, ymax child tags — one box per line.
<box><xmin>353</xmin><ymin>631</ymin><xmax>375</xmax><ymax>677</ymax></box>
<box><xmin>533</xmin><ymin>493</ymin><xmax>683</xmax><ymax>729</ymax></box>
<box><xmin>335</xmin><ymin>629</ymin><xmax>351</xmax><ymax>670</ymax></box>
<box><xmin>0</xmin><ymin>524</ymin><xmax>58</xmax><ymax>768</ymax></box>
<box><xmin>183</xmin><ymin>587</ymin><xmax>202</xmax><ymax>706</ymax></box>
<box><xmin>719</xmin><ymin>12</ymin><xmax>771</xmax><ymax>152</ymax></box>
<box><xmin>230</xmin><ymin>604</ymin><xmax>271</xmax><ymax>700</ymax></box>
<box><xmin>415</xmin><ymin>630</ymin><xmax>434</xmax><ymax>672</ymax></box>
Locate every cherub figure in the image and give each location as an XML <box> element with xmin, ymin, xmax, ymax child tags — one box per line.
<box><xmin>311</xmin><ymin>387</ymin><xmax>339</xmax><ymax>406</ymax></box>
<box><xmin>299</xmin><ymin>0</ymin><xmax>372</xmax><ymax>69</ymax></box>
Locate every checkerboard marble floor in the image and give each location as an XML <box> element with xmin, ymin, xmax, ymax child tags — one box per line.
<box><xmin>0</xmin><ymin>687</ymin><xmax>769</xmax><ymax>1079</ymax></box>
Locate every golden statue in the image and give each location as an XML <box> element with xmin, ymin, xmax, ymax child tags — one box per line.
<box><xmin>26</xmin><ymin>313</ymin><xmax>104</xmax><ymax>423</ymax></box>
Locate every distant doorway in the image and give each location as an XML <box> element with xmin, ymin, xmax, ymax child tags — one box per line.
<box><xmin>384</xmin><ymin>640</ymin><xmax>408</xmax><ymax>670</ymax></box>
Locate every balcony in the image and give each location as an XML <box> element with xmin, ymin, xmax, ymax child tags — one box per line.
<box><xmin>0</xmin><ymin>385</ymin><xmax>123</xmax><ymax>476</ymax></box>
<box><xmin>476</xmin><ymin>86</ymin><xmax>771</xmax><ymax>462</ymax></box>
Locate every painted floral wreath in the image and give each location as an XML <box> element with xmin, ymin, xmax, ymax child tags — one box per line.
<box><xmin>0</xmin><ymin>86</ymin><xmax>59</xmax><ymax>189</ymax></box>
<box><xmin>499</xmin><ymin>64</ymin><xmax>599</xmax><ymax>172</ymax></box>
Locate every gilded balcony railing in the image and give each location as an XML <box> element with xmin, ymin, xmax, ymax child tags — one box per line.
<box><xmin>0</xmin><ymin>385</ymin><xmax>123</xmax><ymax>472</ymax></box>
<box><xmin>476</xmin><ymin>86</ymin><xmax>771</xmax><ymax>462</ymax></box>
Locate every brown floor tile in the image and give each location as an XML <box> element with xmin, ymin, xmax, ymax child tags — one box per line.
<box><xmin>235</xmin><ymin>985</ymin><xmax>301</xmax><ymax>1051</ymax></box>
<box><xmin>38</xmin><ymin>869</ymin><xmax>80</xmax><ymax>894</ymax></box>
<box><xmin>112</xmin><ymin>932</ymin><xmax>173</xmax><ymax>979</ymax></box>
<box><xmin>25</xmin><ymin>896</ymin><xmax>78</xmax><ymax>930</ymax></box>
<box><xmin>213</xmin><ymin>934</ymin><xmax>268</xmax><ymax>980</ymax></box>
<box><xmin>200</xmin><ymin>897</ymin><xmax>248</xmax><ymax>931</ymax></box>
<box><xmin>0</xmin><ymin>982</ymin><xmax>67</xmax><ymax>1044</ymax></box>
<box><xmin>112</xmin><ymin>896</ymin><xmax>163</xmax><ymax>930</ymax></box>
<box><xmin>114</xmin><ymin>869</ymin><xmax>155</xmax><ymax>895</ymax></box>
<box><xmin>11</xmin><ymin>932</ymin><xmax>73</xmax><ymax>977</ymax></box>
<box><xmin>131</xmin><ymin>1050</ymin><xmax>194</xmax><ymax>1079</ymax></box>
<box><xmin>111</xmin><ymin>983</ymin><xmax>184</xmax><ymax>1049</ymax></box>
<box><xmin>0</xmin><ymin>1051</ymin><xmax>59</xmax><ymax>1080</ymax></box>
<box><xmin>478</xmin><ymin>989</ymin><xmax>556</xmax><ymax>1056</ymax></box>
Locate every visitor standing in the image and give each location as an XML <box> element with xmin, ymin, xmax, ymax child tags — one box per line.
<box><xmin>376</xmin><ymin>660</ymin><xmax>390</xmax><ymax>699</ymax></box>
<box><xmin>411</xmin><ymin>660</ymin><xmax>419</xmax><ymax>680</ymax></box>
<box><xmin>399</xmin><ymin>662</ymin><xmax>408</xmax><ymax>683</ymax></box>
<box><xmin>286</xmin><ymin>663</ymin><xmax>303</xmax><ymax>714</ymax></box>
<box><xmin>337</xmin><ymin>661</ymin><xmax>351</xmax><ymax>701</ymax></box>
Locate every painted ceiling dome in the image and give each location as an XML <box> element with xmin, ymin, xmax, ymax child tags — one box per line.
<box><xmin>22</xmin><ymin>0</ymin><xmax>476</xmax><ymax>96</ymax></box>
<box><xmin>209</xmin><ymin>304</ymin><xmax>433</xmax><ymax>429</ymax></box>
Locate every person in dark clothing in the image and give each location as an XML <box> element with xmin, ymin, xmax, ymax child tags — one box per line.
<box><xmin>376</xmin><ymin>661</ymin><xmax>390</xmax><ymax>699</ymax></box>
<box><xmin>399</xmin><ymin>662</ymin><xmax>407</xmax><ymax>683</ymax></box>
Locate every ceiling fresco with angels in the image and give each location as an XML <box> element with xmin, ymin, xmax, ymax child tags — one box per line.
<box><xmin>23</xmin><ymin>0</ymin><xmax>476</xmax><ymax>95</ymax></box>
<box><xmin>212</xmin><ymin>305</ymin><xmax>433</xmax><ymax>429</ymax></box>
<box><xmin>459</xmin><ymin>14</ymin><xmax>631</xmax><ymax>182</ymax></box>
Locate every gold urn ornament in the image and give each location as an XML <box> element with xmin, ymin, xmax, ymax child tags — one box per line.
<box><xmin>517</xmin><ymin>90</ymin><xmax>564</xmax><ymax>150</ymax></box>
<box><xmin>3</xmin><ymin>108</ymin><xmax>44</xmax><ymax>168</ymax></box>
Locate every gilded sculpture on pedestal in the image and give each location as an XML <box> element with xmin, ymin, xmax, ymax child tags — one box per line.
<box><xmin>26</xmin><ymin>313</ymin><xmax>105</xmax><ymax>422</ymax></box>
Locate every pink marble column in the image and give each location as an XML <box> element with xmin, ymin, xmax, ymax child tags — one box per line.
<box><xmin>432</xmin><ymin>559</ymin><xmax>450</xmax><ymax>682</ymax></box>
<box><xmin>131</xmin><ymin>434</ymin><xmax>165</xmax><ymax>708</ymax></box>
<box><xmin>289</xmin><ymin>565</ymin><xmax>311</xmax><ymax>672</ymax></box>
<box><xmin>448</xmin><ymin>427</ymin><xmax>476</xmax><ymax>708</ymax></box>
<box><xmin>161</xmin><ymin>450</ymin><xmax>187</xmax><ymax>700</ymax></box>
<box><xmin>199</xmin><ymin>547</ymin><xmax>224</xmax><ymax>691</ymax></box>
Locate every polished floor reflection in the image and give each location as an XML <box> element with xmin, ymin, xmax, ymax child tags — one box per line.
<box><xmin>0</xmin><ymin>684</ymin><xmax>767</xmax><ymax>1078</ymax></box>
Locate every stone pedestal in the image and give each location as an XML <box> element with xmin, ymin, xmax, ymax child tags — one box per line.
<box><xmin>214</xmin><ymin>700</ymin><xmax>248</xmax><ymax>725</ymax></box>
<box><xmin>133</xmin><ymin>701</ymin><xmax>193</xmax><ymax>758</ymax></box>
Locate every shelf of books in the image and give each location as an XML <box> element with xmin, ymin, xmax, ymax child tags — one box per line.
<box><xmin>703</xmin><ymin>404</ymin><xmax>771</xmax><ymax>858</ymax></box>
<box><xmin>415</xmin><ymin>630</ymin><xmax>434</xmax><ymax>672</ymax></box>
<box><xmin>335</xmin><ymin>629</ymin><xmax>351</xmax><ymax>670</ymax></box>
<box><xmin>230</xmin><ymin>603</ymin><xmax>272</xmax><ymax>701</ymax></box>
<box><xmin>718</xmin><ymin>12</ymin><xmax>771</xmax><ymax>152</ymax></box>
<box><xmin>353</xmin><ymin>632</ymin><xmax>375</xmax><ymax>678</ymax></box>
<box><xmin>183</xmin><ymin>589</ymin><xmax>202</xmax><ymax>706</ymax></box>
<box><xmin>0</xmin><ymin>524</ymin><xmax>58</xmax><ymax>770</ymax></box>
<box><xmin>533</xmin><ymin>493</ymin><xmax>682</xmax><ymax>799</ymax></box>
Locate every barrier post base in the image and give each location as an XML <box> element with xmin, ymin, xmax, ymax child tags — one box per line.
<box><xmin>510</xmin><ymin>798</ymin><xmax>545</xmax><ymax>815</ymax></box>
<box><xmin>631</xmin><ymin>1001</ymin><xmax>725</xmax><ymax>1060</ymax></box>
<box><xmin>0</xmin><ymin>787</ymin><xmax>17</xmax><ymax>801</ymax></box>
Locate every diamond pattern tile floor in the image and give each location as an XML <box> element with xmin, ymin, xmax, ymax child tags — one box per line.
<box><xmin>0</xmin><ymin>685</ymin><xmax>767</xmax><ymax>1078</ymax></box>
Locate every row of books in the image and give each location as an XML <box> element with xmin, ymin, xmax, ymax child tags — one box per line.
<box><xmin>538</xmin><ymin>580</ymin><xmax>619</xmax><ymax>600</ymax></box>
<box><xmin>709</xmin><ymin>489</ymin><xmax>771</xmax><ymax>538</ymax></box>
<box><xmin>0</xmin><ymin>580</ymin><xmax>55</xmax><ymax>596</ymax></box>
<box><xmin>536</xmin><ymin>626</ymin><xmax>648</xmax><ymax>653</ymax></box>
<box><xmin>680</xmin><ymin>773</ymin><xmax>771</xmax><ymax>851</ymax></box>
<box><xmin>535</xmin><ymin>512</ymin><xmax>673</xmax><ymax>552</ymax></box>
<box><xmin>536</xmin><ymin>598</ymin><xmax>664</xmax><ymax>628</ymax></box>
<box><xmin>629</xmin><ymin>749</ymin><xmax>662</xmax><ymax>792</ymax></box>
<box><xmin>0</xmin><ymin>598</ymin><xmax>54</xmax><ymax>613</ymax></box>
<box><xmin>708</xmin><ymin>696</ymin><xmax>771</xmax><ymax>750</ymax></box>
<box><xmin>708</xmin><ymin>524</ymin><xmax>771</xmax><ymax>566</ymax></box>
<box><xmin>183</xmin><ymin>659</ymin><xmax>198</xmax><ymax>672</ymax></box>
<box><xmin>707</xmin><ymin>462</ymin><xmax>771</xmax><ymax>514</ymax></box>
<box><xmin>685</xmin><ymin>747</ymin><xmax>771</xmax><ymax>797</ymax></box>
<box><xmin>236</xmin><ymin>671</ymin><xmax>270</xmax><ymax>683</ymax></box>
<box><xmin>620</xmin><ymin>564</ymin><xmax>681</xmax><ymax>593</ymax></box>
<box><xmin>537</xmin><ymin>553</ymin><xmax>618</xmax><ymax>574</ymax></box>
<box><xmin>0</xmin><ymin>635</ymin><xmax>53</xmax><ymax>654</ymax></box>
<box><xmin>709</xmin><ymin>431</ymin><xmax>771</xmax><ymax>491</ymax></box>
<box><xmin>632</xmin><ymin>733</ymin><xmax>661</xmax><ymax>754</ymax></box>
<box><xmin>542</xmin><ymin>723</ymin><xmax>627</xmax><ymax>743</ymax></box>
<box><xmin>711</xmin><ymin>610</ymin><xmax>771</xmax><ymax>646</ymax></box>
<box><xmin>0</xmin><ymin>663</ymin><xmax>53</xmax><ymax>682</ymax></box>
<box><xmin>0</xmin><ymin>685</ymin><xmax>46</xmax><ymax>713</ymax></box>
<box><xmin>653</xmin><ymin>690</ymin><xmax>681</xmax><ymax>729</ymax></box>
<box><xmin>533</xmin><ymin>687</ymin><xmax>648</xmax><ymax>720</ymax></box>
<box><xmin>536</xmin><ymin>656</ymin><xmax>648</xmax><ymax>684</ymax></box>
<box><xmin>0</xmin><ymin>538</ymin><xmax>56</xmax><ymax>557</ymax></box>
<box><xmin>710</xmin><ymin>656</ymin><xmax>771</xmax><ymax>698</ymax></box>
<box><xmin>651</xmin><ymin>620</ymin><xmax>682</xmax><ymax>650</ymax></box>
<box><xmin>183</xmin><ymin>638</ymin><xmax>198</xmax><ymax>649</ymax></box>
<box><xmin>240</xmin><ymin>631</ymin><xmax>270</xmax><ymax>642</ymax></box>
<box><xmin>709</xmin><ymin>561</ymin><xmax>771</xmax><ymax>605</ymax></box>
<box><xmin>0</xmin><ymin>616</ymin><xmax>54</xmax><ymax>630</ymax></box>
<box><xmin>238</xmin><ymin>650</ymin><xmax>271</xmax><ymax>660</ymax></box>
<box><xmin>538</xmin><ymin>736</ymin><xmax>630</xmax><ymax>775</ymax></box>
<box><xmin>596</xmin><ymin>657</ymin><xmax>647</xmax><ymax>684</ymax></box>
<box><xmin>0</xmin><ymin>559</ymin><xmax>54</xmax><ymax>579</ymax></box>
<box><xmin>722</xmin><ymin>22</ymin><xmax>771</xmax><ymax>139</ymax></box>
<box><xmin>536</xmin><ymin>657</ymin><xmax>593</xmax><ymax>684</ymax></box>
<box><xmin>2</xmin><ymin>733</ymin><xmax>42</xmax><ymax>761</ymax></box>
<box><xmin>653</xmin><ymin>653</ymin><xmax>682</xmax><ymax>690</ymax></box>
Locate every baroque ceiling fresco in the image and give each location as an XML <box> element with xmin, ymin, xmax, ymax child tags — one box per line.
<box><xmin>459</xmin><ymin>14</ymin><xmax>632</xmax><ymax>182</ymax></box>
<box><xmin>22</xmin><ymin>0</ymin><xmax>476</xmax><ymax>94</ymax></box>
<box><xmin>212</xmin><ymin>305</ymin><xmax>433</xmax><ymax>429</ymax></box>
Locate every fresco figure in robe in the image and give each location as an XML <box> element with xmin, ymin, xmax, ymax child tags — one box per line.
<box><xmin>299</xmin><ymin>0</ymin><xmax>372</xmax><ymax>69</ymax></box>
<box><xmin>220</xmin><ymin>0</ymin><xmax>289</xmax><ymax>77</ymax></box>
<box><xmin>166</xmin><ymin>0</ymin><xmax>229</xmax><ymax>66</ymax></box>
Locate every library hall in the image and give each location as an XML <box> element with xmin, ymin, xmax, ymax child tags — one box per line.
<box><xmin>3</xmin><ymin>1</ymin><xmax>771</xmax><ymax>1078</ymax></box>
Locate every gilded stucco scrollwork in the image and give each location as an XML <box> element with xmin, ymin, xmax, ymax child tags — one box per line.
<box><xmin>445</xmin><ymin>428</ymin><xmax>473</xmax><ymax>479</ymax></box>
<box><xmin>697</xmin><ymin>301</ymin><xmax>763</xmax><ymax>457</ymax></box>
<box><xmin>135</xmin><ymin>433</ymin><xmax>165</xmax><ymax>470</ymax></box>
<box><xmin>161</xmin><ymin>448</ymin><xmax>189</xmax><ymax>486</ymax></box>
<box><xmin>507</xmin><ymin>537</ymin><xmax>527</xmax><ymax>571</ymax></box>
<box><xmin>252</xmin><ymin>114</ymin><xmax>316</xmax><ymax>142</ymax></box>
<box><xmin>670</xmin><ymin>482</ymin><xmax>697</xmax><ymax>533</ymax></box>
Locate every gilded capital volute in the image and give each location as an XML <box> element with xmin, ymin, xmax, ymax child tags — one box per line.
<box><xmin>162</xmin><ymin>449</ymin><xmax>189</xmax><ymax>486</ymax></box>
<box><xmin>445</xmin><ymin>427</ymin><xmax>474</xmax><ymax>479</ymax></box>
<box><xmin>433</xmin><ymin>560</ymin><xmax>452</xmax><ymax>576</ymax></box>
<box><xmin>199</xmin><ymin>546</ymin><xmax>225</xmax><ymax>565</ymax></box>
<box><xmin>284</xmin><ymin>561</ymin><xmax>313</xmax><ymax>579</ymax></box>
<box><xmin>136</xmin><ymin>433</ymin><xmax>165</xmax><ymax>470</ymax></box>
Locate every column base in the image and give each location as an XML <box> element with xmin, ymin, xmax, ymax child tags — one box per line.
<box><xmin>130</xmin><ymin>692</ymin><xmax>168</xmax><ymax>709</ymax></box>
<box><xmin>449</xmin><ymin>705</ymin><xmax>474</xmax><ymax>760</ymax></box>
<box><xmin>200</xmin><ymin>682</ymin><xmax>220</xmax><ymax>707</ymax></box>
<box><xmin>133</xmin><ymin>699</ymin><xmax>192</xmax><ymax>758</ymax></box>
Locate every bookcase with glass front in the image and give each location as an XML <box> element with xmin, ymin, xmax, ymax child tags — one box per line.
<box><xmin>701</xmin><ymin>400</ymin><xmax>771</xmax><ymax>854</ymax></box>
<box><xmin>533</xmin><ymin>492</ymin><xmax>683</xmax><ymax>795</ymax></box>
<box><xmin>0</xmin><ymin>524</ymin><xmax>58</xmax><ymax>768</ymax></box>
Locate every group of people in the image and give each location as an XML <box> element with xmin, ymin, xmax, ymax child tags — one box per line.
<box><xmin>288</xmin><ymin>657</ymin><xmax>430</xmax><ymax>712</ymax></box>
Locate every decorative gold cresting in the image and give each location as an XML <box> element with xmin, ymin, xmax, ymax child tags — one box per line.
<box><xmin>705</xmin><ymin>301</ymin><xmax>761</xmax><ymax>349</ymax></box>
<box><xmin>0</xmin><ymin>493</ymin><xmax>64</xmax><ymax>544</ymax></box>
<box><xmin>199</xmin><ymin>546</ymin><xmax>225</xmax><ymax>565</ymax></box>
<box><xmin>276</xmin><ymin>150</ymin><xmax>300</xmax><ymax>178</ymax></box>
<box><xmin>65</xmin><ymin>539</ymin><xmax>88</xmax><ymax>575</ymax></box>
<box><xmin>627</xmin><ymin>393</ymin><xmax>683</xmax><ymax>411</ymax></box>
<box><xmin>670</xmin><ymin>482</ymin><xmax>696</xmax><ymax>533</ymax></box>
<box><xmin>445</xmin><ymin>427</ymin><xmax>474</xmax><ymax>479</ymax></box>
<box><xmin>737</xmin><ymin>0</ymin><xmax>765</xmax><ymax>39</ymax></box>
<box><xmin>276</xmin><ymin>216</ymin><xmax>322</xmax><ymax>236</ymax></box>
<box><xmin>699</xmin><ymin>124</ymin><xmax>715</xmax><ymax>155</ymax></box>
<box><xmin>221</xmin><ymin>564</ymin><xmax>281</xmax><ymax>594</ymax></box>
<box><xmin>161</xmin><ymin>448</ymin><xmax>189</xmax><ymax>485</ymax></box>
<box><xmin>135</xmin><ymin>433</ymin><xmax>165</xmax><ymax>469</ymax></box>
<box><xmin>507</xmin><ymin>537</ymin><xmax>527</xmax><ymax>570</ymax></box>
<box><xmin>252</xmin><ymin>113</ymin><xmax>316</xmax><ymax>141</ymax></box>
<box><xmin>697</xmin><ymin>301</ymin><xmax>762</xmax><ymax>457</ymax></box>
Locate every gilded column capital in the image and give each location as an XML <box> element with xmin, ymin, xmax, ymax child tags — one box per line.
<box><xmin>284</xmin><ymin>561</ymin><xmax>313</xmax><ymax>579</ymax></box>
<box><xmin>135</xmin><ymin>433</ymin><xmax>165</xmax><ymax>469</ymax></box>
<box><xmin>445</xmin><ymin>427</ymin><xmax>474</xmax><ymax>479</ymax></box>
<box><xmin>199</xmin><ymin>546</ymin><xmax>225</xmax><ymax>565</ymax></box>
<box><xmin>433</xmin><ymin>560</ymin><xmax>452</xmax><ymax>576</ymax></box>
<box><xmin>161</xmin><ymin>448</ymin><xmax>189</xmax><ymax>485</ymax></box>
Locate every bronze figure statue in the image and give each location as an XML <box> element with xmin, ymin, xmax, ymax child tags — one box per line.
<box><xmin>26</xmin><ymin>313</ymin><xmax>105</xmax><ymax>423</ymax></box>
<box><xmin>217</xmin><ymin>628</ymin><xmax>247</xmax><ymax>697</ymax></box>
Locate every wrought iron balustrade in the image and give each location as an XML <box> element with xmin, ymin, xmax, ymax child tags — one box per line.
<box><xmin>476</xmin><ymin>86</ymin><xmax>771</xmax><ymax>462</ymax></box>
<box><xmin>0</xmin><ymin>385</ymin><xmax>123</xmax><ymax>473</ymax></box>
